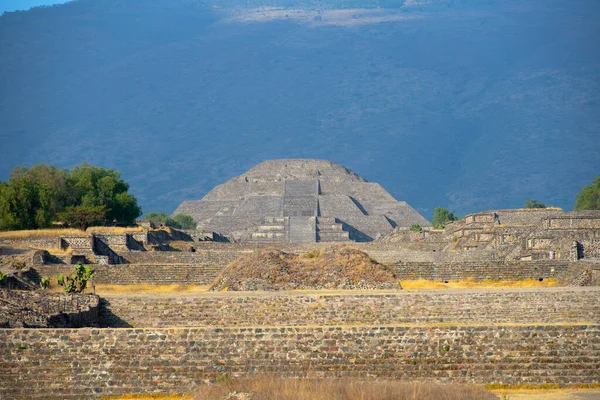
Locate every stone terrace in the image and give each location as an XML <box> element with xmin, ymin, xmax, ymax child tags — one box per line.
<box><xmin>1</xmin><ymin>324</ymin><xmax>599</xmax><ymax>398</ymax></box>
<box><xmin>99</xmin><ymin>287</ymin><xmax>600</xmax><ymax>328</ymax></box>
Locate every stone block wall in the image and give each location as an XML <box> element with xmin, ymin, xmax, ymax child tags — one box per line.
<box><xmin>98</xmin><ymin>287</ymin><xmax>600</xmax><ymax>328</ymax></box>
<box><xmin>393</xmin><ymin>261</ymin><xmax>574</xmax><ymax>281</ymax></box>
<box><xmin>33</xmin><ymin>263</ymin><xmax>223</xmax><ymax>285</ymax></box>
<box><xmin>1</xmin><ymin>324</ymin><xmax>598</xmax><ymax>398</ymax></box>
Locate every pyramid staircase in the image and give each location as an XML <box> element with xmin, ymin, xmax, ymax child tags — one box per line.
<box><xmin>316</xmin><ymin>217</ymin><xmax>350</xmax><ymax>242</ymax></box>
<box><xmin>249</xmin><ymin>217</ymin><xmax>288</xmax><ymax>243</ymax></box>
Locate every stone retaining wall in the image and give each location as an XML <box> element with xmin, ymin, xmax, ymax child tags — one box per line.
<box><xmin>1</xmin><ymin>324</ymin><xmax>598</xmax><ymax>399</ymax></box>
<box><xmin>393</xmin><ymin>261</ymin><xmax>575</xmax><ymax>281</ymax></box>
<box><xmin>33</xmin><ymin>260</ymin><xmax>578</xmax><ymax>286</ymax></box>
<box><xmin>99</xmin><ymin>288</ymin><xmax>600</xmax><ymax>328</ymax></box>
<box><xmin>34</xmin><ymin>264</ymin><xmax>222</xmax><ymax>285</ymax></box>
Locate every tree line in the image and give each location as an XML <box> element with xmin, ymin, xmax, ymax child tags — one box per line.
<box><xmin>0</xmin><ymin>163</ymin><xmax>142</xmax><ymax>231</ymax></box>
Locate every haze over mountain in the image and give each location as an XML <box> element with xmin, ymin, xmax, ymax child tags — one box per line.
<box><xmin>0</xmin><ymin>0</ymin><xmax>598</xmax><ymax>219</ymax></box>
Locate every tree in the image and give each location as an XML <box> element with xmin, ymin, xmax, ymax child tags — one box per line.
<box><xmin>145</xmin><ymin>212</ymin><xmax>170</xmax><ymax>225</ymax></box>
<box><xmin>575</xmin><ymin>176</ymin><xmax>600</xmax><ymax>210</ymax></box>
<box><xmin>57</xmin><ymin>205</ymin><xmax>107</xmax><ymax>230</ymax></box>
<box><xmin>524</xmin><ymin>199</ymin><xmax>546</xmax><ymax>209</ymax></box>
<box><xmin>172</xmin><ymin>214</ymin><xmax>197</xmax><ymax>230</ymax></box>
<box><xmin>68</xmin><ymin>163</ymin><xmax>142</xmax><ymax>225</ymax></box>
<box><xmin>431</xmin><ymin>207</ymin><xmax>457</xmax><ymax>229</ymax></box>
<box><xmin>0</xmin><ymin>162</ymin><xmax>142</xmax><ymax>231</ymax></box>
<box><xmin>144</xmin><ymin>212</ymin><xmax>197</xmax><ymax>229</ymax></box>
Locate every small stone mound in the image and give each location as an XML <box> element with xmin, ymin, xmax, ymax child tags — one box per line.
<box><xmin>0</xmin><ymin>289</ymin><xmax>99</xmax><ymax>328</ymax></box>
<box><xmin>210</xmin><ymin>246</ymin><xmax>401</xmax><ymax>291</ymax></box>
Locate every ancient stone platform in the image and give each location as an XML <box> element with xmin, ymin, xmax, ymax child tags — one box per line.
<box><xmin>173</xmin><ymin>159</ymin><xmax>430</xmax><ymax>242</ymax></box>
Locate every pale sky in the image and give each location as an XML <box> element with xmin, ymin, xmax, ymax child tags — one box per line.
<box><xmin>1</xmin><ymin>0</ymin><xmax>70</xmax><ymax>14</ymax></box>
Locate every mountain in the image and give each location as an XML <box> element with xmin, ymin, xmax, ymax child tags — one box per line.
<box><xmin>1</xmin><ymin>0</ymin><xmax>598</xmax><ymax>219</ymax></box>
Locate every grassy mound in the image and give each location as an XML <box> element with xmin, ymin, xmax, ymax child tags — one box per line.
<box><xmin>210</xmin><ymin>246</ymin><xmax>401</xmax><ymax>291</ymax></box>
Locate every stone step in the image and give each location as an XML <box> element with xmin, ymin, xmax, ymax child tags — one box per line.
<box><xmin>317</xmin><ymin>232</ymin><xmax>350</xmax><ymax>242</ymax></box>
<box><xmin>256</xmin><ymin>225</ymin><xmax>285</xmax><ymax>232</ymax></box>
<box><xmin>317</xmin><ymin>224</ymin><xmax>345</xmax><ymax>231</ymax></box>
<box><xmin>263</xmin><ymin>216</ymin><xmax>287</xmax><ymax>224</ymax></box>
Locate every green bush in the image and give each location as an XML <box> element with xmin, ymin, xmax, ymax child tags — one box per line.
<box><xmin>575</xmin><ymin>176</ymin><xmax>600</xmax><ymax>210</ymax></box>
<box><xmin>431</xmin><ymin>207</ymin><xmax>458</xmax><ymax>229</ymax></box>
<box><xmin>57</xmin><ymin>262</ymin><xmax>94</xmax><ymax>293</ymax></box>
<box><xmin>304</xmin><ymin>250</ymin><xmax>320</xmax><ymax>259</ymax></box>
<box><xmin>524</xmin><ymin>199</ymin><xmax>546</xmax><ymax>208</ymax></box>
<box><xmin>145</xmin><ymin>212</ymin><xmax>197</xmax><ymax>229</ymax></box>
<box><xmin>409</xmin><ymin>224</ymin><xmax>422</xmax><ymax>232</ymax></box>
<box><xmin>40</xmin><ymin>277</ymin><xmax>50</xmax><ymax>290</ymax></box>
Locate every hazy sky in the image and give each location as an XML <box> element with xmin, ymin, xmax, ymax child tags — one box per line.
<box><xmin>1</xmin><ymin>0</ymin><xmax>69</xmax><ymax>13</ymax></box>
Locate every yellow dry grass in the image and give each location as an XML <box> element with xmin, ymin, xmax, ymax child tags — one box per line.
<box><xmin>0</xmin><ymin>228</ymin><xmax>84</xmax><ymax>239</ymax></box>
<box><xmin>401</xmin><ymin>278</ymin><xmax>558</xmax><ymax>290</ymax></box>
<box><xmin>101</xmin><ymin>377</ymin><xmax>497</xmax><ymax>400</ymax></box>
<box><xmin>87</xmin><ymin>226</ymin><xmax>144</xmax><ymax>234</ymax></box>
<box><xmin>41</xmin><ymin>246</ymin><xmax>72</xmax><ymax>255</ymax></box>
<box><xmin>93</xmin><ymin>284</ymin><xmax>210</xmax><ymax>295</ymax></box>
<box><xmin>0</xmin><ymin>226</ymin><xmax>143</xmax><ymax>240</ymax></box>
<box><xmin>101</xmin><ymin>396</ymin><xmax>192</xmax><ymax>400</ymax></box>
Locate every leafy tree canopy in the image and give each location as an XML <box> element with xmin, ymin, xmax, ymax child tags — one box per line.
<box><xmin>145</xmin><ymin>212</ymin><xmax>197</xmax><ymax>230</ymax></box>
<box><xmin>0</xmin><ymin>162</ymin><xmax>141</xmax><ymax>231</ymax></box>
<box><xmin>524</xmin><ymin>199</ymin><xmax>546</xmax><ymax>209</ymax></box>
<box><xmin>431</xmin><ymin>207</ymin><xmax>457</xmax><ymax>229</ymax></box>
<box><xmin>575</xmin><ymin>176</ymin><xmax>600</xmax><ymax>210</ymax></box>
<box><xmin>172</xmin><ymin>214</ymin><xmax>197</xmax><ymax>230</ymax></box>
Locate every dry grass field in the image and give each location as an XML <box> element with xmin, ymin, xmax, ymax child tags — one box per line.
<box><xmin>101</xmin><ymin>378</ymin><xmax>499</xmax><ymax>399</ymax></box>
<box><xmin>0</xmin><ymin>226</ymin><xmax>143</xmax><ymax>240</ymax></box>
<box><xmin>400</xmin><ymin>278</ymin><xmax>558</xmax><ymax>290</ymax></box>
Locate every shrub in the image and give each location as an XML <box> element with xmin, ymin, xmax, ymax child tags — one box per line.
<box><xmin>431</xmin><ymin>207</ymin><xmax>458</xmax><ymax>229</ymax></box>
<box><xmin>304</xmin><ymin>250</ymin><xmax>320</xmax><ymax>259</ymax></box>
<box><xmin>40</xmin><ymin>277</ymin><xmax>50</xmax><ymax>290</ymax></box>
<box><xmin>57</xmin><ymin>262</ymin><xmax>94</xmax><ymax>293</ymax></box>
<box><xmin>575</xmin><ymin>175</ymin><xmax>600</xmax><ymax>210</ymax></box>
<box><xmin>524</xmin><ymin>199</ymin><xmax>546</xmax><ymax>208</ymax></box>
<box><xmin>409</xmin><ymin>224</ymin><xmax>422</xmax><ymax>232</ymax></box>
<box><xmin>0</xmin><ymin>272</ymin><xmax>6</xmax><ymax>283</ymax></box>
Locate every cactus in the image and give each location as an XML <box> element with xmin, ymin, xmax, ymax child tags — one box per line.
<box><xmin>56</xmin><ymin>262</ymin><xmax>94</xmax><ymax>293</ymax></box>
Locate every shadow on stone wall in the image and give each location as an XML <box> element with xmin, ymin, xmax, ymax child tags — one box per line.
<box><xmin>98</xmin><ymin>298</ymin><xmax>133</xmax><ymax>328</ymax></box>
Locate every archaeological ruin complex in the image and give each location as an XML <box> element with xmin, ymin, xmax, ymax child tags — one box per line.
<box><xmin>173</xmin><ymin>159</ymin><xmax>430</xmax><ymax>242</ymax></box>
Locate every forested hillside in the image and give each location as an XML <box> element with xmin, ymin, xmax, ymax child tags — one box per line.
<box><xmin>1</xmin><ymin>0</ymin><xmax>598</xmax><ymax>218</ymax></box>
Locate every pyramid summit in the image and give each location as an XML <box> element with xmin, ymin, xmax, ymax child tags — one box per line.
<box><xmin>173</xmin><ymin>159</ymin><xmax>430</xmax><ymax>242</ymax></box>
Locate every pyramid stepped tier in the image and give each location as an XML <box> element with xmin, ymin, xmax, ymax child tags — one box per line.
<box><xmin>173</xmin><ymin>159</ymin><xmax>430</xmax><ymax>242</ymax></box>
<box><xmin>316</xmin><ymin>217</ymin><xmax>350</xmax><ymax>242</ymax></box>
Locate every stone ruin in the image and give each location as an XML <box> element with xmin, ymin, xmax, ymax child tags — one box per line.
<box><xmin>173</xmin><ymin>159</ymin><xmax>430</xmax><ymax>242</ymax></box>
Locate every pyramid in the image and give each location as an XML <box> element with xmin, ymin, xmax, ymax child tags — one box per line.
<box><xmin>173</xmin><ymin>159</ymin><xmax>430</xmax><ymax>242</ymax></box>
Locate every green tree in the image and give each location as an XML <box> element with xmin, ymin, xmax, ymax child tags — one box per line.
<box><xmin>524</xmin><ymin>199</ymin><xmax>546</xmax><ymax>209</ymax></box>
<box><xmin>575</xmin><ymin>176</ymin><xmax>600</xmax><ymax>210</ymax></box>
<box><xmin>172</xmin><ymin>214</ymin><xmax>197</xmax><ymax>230</ymax></box>
<box><xmin>431</xmin><ymin>207</ymin><xmax>457</xmax><ymax>229</ymax></box>
<box><xmin>0</xmin><ymin>162</ymin><xmax>142</xmax><ymax>231</ymax></box>
<box><xmin>68</xmin><ymin>163</ymin><xmax>141</xmax><ymax>225</ymax></box>
<box><xmin>58</xmin><ymin>205</ymin><xmax>107</xmax><ymax>230</ymax></box>
<box><xmin>145</xmin><ymin>212</ymin><xmax>170</xmax><ymax>225</ymax></box>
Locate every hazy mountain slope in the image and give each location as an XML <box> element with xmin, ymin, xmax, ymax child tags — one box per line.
<box><xmin>0</xmin><ymin>0</ymin><xmax>598</xmax><ymax>219</ymax></box>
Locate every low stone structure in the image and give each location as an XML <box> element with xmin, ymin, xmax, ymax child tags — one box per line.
<box><xmin>1</xmin><ymin>324</ymin><xmax>598</xmax><ymax>398</ymax></box>
<box><xmin>0</xmin><ymin>289</ymin><xmax>99</xmax><ymax>328</ymax></box>
<box><xmin>173</xmin><ymin>159</ymin><xmax>430</xmax><ymax>242</ymax></box>
<box><xmin>98</xmin><ymin>287</ymin><xmax>600</xmax><ymax>328</ymax></box>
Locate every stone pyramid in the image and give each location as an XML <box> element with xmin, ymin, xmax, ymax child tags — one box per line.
<box><xmin>173</xmin><ymin>159</ymin><xmax>430</xmax><ymax>242</ymax></box>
